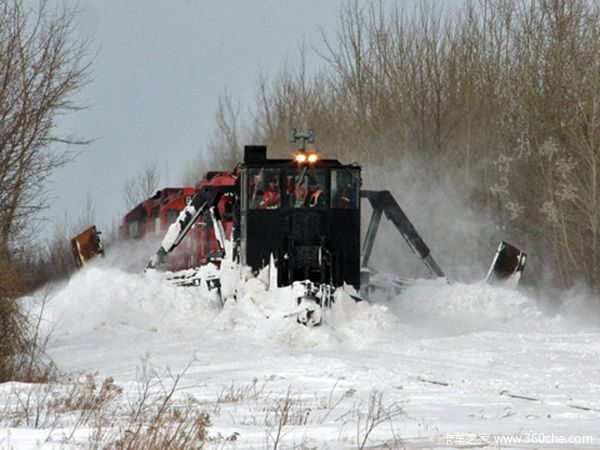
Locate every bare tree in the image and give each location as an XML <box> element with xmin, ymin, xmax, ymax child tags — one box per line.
<box><xmin>182</xmin><ymin>94</ymin><xmax>244</xmax><ymax>185</ymax></box>
<box><xmin>211</xmin><ymin>93</ymin><xmax>242</xmax><ymax>168</ymax></box>
<box><xmin>122</xmin><ymin>164</ymin><xmax>161</xmax><ymax>209</ymax></box>
<box><xmin>0</xmin><ymin>0</ymin><xmax>90</xmax><ymax>381</ymax></box>
<box><xmin>0</xmin><ymin>0</ymin><xmax>90</xmax><ymax>259</ymax></box>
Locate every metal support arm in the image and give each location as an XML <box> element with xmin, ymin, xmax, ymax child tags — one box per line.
<box><xmin>360</xmin><ymin>190</ymin><xmax>445</xmax><ymax>278</ymax></box>
<box><xmin>146</xmin><ymin>186</ymin><xmax>235</xmax><ymax>270</ymax></box>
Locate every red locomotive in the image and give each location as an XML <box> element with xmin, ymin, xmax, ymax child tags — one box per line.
<box><xmin>120</xmin><ymin>173</ymin><xmax>237</xmax><ymax>272</ymax></box>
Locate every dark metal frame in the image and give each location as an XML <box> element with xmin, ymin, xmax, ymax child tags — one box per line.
<box><xmin>360</xmin><ymin>190</ymin><xmax>444</xmax><ymax>278</ymax></box>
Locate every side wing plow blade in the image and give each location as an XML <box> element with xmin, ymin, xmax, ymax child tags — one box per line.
<box><xmin>486</xmin><ymin>241</ymin><xmax>527</xmax><ymax>287</ymax></box>
<box><xmin>71</xmin><ymin>225</ymin><xmax>104</xmax><ymax>267</ymax></box>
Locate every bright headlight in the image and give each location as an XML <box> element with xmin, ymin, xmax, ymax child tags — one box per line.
<box><xmin>295</xmin><ymin>153</ymin><xmax>307</xmax><ymax>163</ymax></box>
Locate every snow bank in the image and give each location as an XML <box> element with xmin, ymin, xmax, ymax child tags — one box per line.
<box><xmin>33</xmin><ymin>265</ymin><xmax>220</xmax><ymax>336</ymax></box>
<box><xmin>388</xmin><ymin>278</ymin><xmax>550</xmax><ymax>336</ymax></box>
<box><xmin>28</xmin><ymin>262</ymin><xmax>580</xmax><ymax>351</ymax></box>
<box><xmin>28</xmin><ymin>263</ymin><xmax>398</xmax><ymax>350</ymax></box>
<box><xmin>212</xmin><ymin>278</ymin><xmax>398</xmax><ymax>350</ymax></box>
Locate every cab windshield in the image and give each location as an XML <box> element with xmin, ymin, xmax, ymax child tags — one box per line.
<box><xmin>247</xmin><ymin>166</ymin><xmax>359</xmax><ymax>210</ymax></box>
<box><xmin>284</xmin><ymin>169</ymin><xmax>328</xmax><ymax>208</ymax></box>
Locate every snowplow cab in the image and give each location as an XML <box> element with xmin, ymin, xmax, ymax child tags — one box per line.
<box><xmin>239</xmin><ymin>145</ymin><xmax>361</xmax><ymax>289</ymax></box>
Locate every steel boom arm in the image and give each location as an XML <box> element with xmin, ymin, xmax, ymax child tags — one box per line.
<box><xmin>360</xmin><ymin>190</ymin><xmax>444</xmax><ymax>278</ymax></box>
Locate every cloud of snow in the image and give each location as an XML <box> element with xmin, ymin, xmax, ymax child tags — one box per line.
<box><xmin>97</xmin><ymin>234</ymin><xmax>164</xmax><ymax>273</ymax></box>
<box><xmin>356</xmin><ymin>145</ymin><xmax>600</xmax><ymax>333</ymax></box>
<box><xmin>550</xmin><ymin>282</ymin><xmax>600</xmax><ymax>329</ymax></box>
<box><xmin>24</xmin><ymin>262</ymin><xmax>590</xmax><ymax>358</ymax></box>
<box><xmin>30</xmin><ymin>265</ymin><xmax>221</xmax><ymax>337</ymax></box>
<box><xmin>362</xmin><ymin>153</ymin><xmax>499</xmax><ymax>284</ymax></box>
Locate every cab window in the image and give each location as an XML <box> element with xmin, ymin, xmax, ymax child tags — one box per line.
<box><xmin>285</xmin><ymin>169</ymin><xmax>328</xmax><ymax>209</ymax></box>
<box><xmin>128</xmin><ymin>220</ymin><xmax>140</xmax><ymax>239</ymax></box>
<box><xmin>152</xmin><ymin>207</ymin><xmax>161</xmax><ymax>233</ymax></box>
<box><xmin>331</xmin><ymin>169</ymin><xmax>359</xmax><ymax>209</ymax></box>
<box><xmin>249</xmin><ymin>168</ymin><xmax>281</xmax><ymax>210</ymax></box>
<box><xmin>223</xmin><ymin>198</ymin><xmax>234</xmax><ymax>221</ymax></box>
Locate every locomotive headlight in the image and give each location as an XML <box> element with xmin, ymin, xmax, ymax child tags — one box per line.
<box><xmin>308</xmin><ymin>153</ymin><xmax>318</xmax><ymax>163</ymax></box>
<box><xmin>295</xmin><ymin>153</ymin><xmax>307</xmax><ymax>163</ymax></box>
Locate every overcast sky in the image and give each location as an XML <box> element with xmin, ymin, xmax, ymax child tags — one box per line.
<box><xmin>45</xmin><ymin>0</ymin><xmax>356</xmax><ymax>239</ymax></box>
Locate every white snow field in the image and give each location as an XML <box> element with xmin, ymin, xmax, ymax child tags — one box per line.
<box><xmin>2</xmin><ymin>261</ymin><xmax>600</xmax><ymax>449</ymax></box>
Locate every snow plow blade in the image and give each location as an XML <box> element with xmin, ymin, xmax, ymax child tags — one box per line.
<box><xmin>71</xmin><ymin>226</ymin><xmax>104</xmax><ymax>268</ymax></box>
<box><xmin>486</xmin><ymin>241</ymin><xmax>526</xmax><ymax>287</ymax></box>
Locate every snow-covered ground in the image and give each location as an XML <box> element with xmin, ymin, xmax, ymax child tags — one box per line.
<box><xmin>2</xmin><ymin>261</ymin><xmax>600</xmax><ymax>449</ymax></box>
